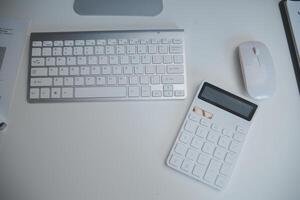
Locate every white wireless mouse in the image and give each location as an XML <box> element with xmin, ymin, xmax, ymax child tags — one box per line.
<box><xmin>238</xmin><ymin>41</ymin><xmax>276</xmax><ymax>100</ymax></box>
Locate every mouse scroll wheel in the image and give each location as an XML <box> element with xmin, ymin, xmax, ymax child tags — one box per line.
<box><xmin>252</xmin><ymin>47</ymin><xmax>260</xmax><ymax>55</ymax></box>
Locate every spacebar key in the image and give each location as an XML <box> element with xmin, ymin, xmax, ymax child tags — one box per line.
<box><xmin>75</xmin><ymin>87</ymin><xmax>127</xmax><ymax>98</ymax></box>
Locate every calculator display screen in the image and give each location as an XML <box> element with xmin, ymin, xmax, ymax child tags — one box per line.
<box><xmin>198</xmin><ymin>82</ymin><xmax>257</xmax><ymax>121</ymax></box>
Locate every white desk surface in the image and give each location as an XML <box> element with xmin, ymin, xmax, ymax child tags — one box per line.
<box><xmin>0</xmin><ymin>0</ymin><xmax>300</xmax><ymax>200</ymax></box>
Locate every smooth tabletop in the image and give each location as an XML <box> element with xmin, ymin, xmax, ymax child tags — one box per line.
<box><xmin>0</xmin><ymin>0</ymin><xmax>300</xmax><ymax>200</ymax></box>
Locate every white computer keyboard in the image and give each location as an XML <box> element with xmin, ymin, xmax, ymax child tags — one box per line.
<box><xmin>166</xmin><ymin>82</ymin><xmax>258</xmax><ymax>190</ymax></box>
<box><xmin>27</xmin><ymin>29</ymin><xmax>186</xmax><ymax>102</ymax></box>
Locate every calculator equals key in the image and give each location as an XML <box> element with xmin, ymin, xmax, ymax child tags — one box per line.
<box><xmin>166</xmin><ymin>81</ymin><xmax>258</xmax><ymax>190</ymax></box>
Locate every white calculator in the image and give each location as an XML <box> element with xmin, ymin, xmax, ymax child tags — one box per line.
<box><xmin>166</xmin><ymin>81</ymin><xmax>258</xmax><ymax>190</ymax></box>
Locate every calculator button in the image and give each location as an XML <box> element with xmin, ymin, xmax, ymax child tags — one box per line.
<box><xmin>196</xmin><ymin>127</ymin><xmax>209</xmax><ymax>138</ymax></box>
<box><xmin>193</xmin><ymin>164</ymin><xmax>207</xmax><ymax>178</ymax></box>
<box><xmin>179</xmin><ymin>131</ymin><xmax>193</xmax><ymax>144</ymax></box>
<box><xmin>174</xmin><ymin>143</ymin><xmax>188</xmax><ymax>156</ymax></box>
<box><xmin>169</xmin><ymin>155</ymin><xmax>183</xmax><ymax>168</ymax></box>
<box><xmin>184</xmin><ymin>121</ymin><xmax>198</xmax><ymax>133</ymax></box>
<box><xmin>225</xmin><ymin>152</ymin><xmax>236</xmax><ymax>164</ymax></box>
<box><xmin>218</xmin><ymin>136</ymin><xmax>231</xmax><ymax>149</ymax></box>
<box><xmin>191</xmin><ymin>137</ymin><xmax>203</xmax><ymax>149</ymax></box>
<box><xmin>202</xmin><ymin>142</ymin><xmax>215</xmax><ymax>155</ymax></box>
<box><xmin>200</xmin><ymin>118</ymin><xmax>211</xmax><ymax>127</ymax></box>
<box><xmin>233</xmin><ymin>132</ymin><xmax>245</xmax><ymax>142</ymax></box>
<box><xmin>220</xmin><ymin>163</ymin><xmax>232</xmax><ymax>176</ymax></box>
<box><xmin>197</xmin><ymin>153</ymin><xmax>211</xmax><ymax>165</ymax></box>
<box><xmin>206</xmin><ymin>131</ymin><xmax>220</xmax><ymax>143</ymax></box>
<box><xmin>236</xmin><ymin>125</ymin><xmax>246</xmax><ymax>134</ymax></box>
<box><xmin>222</xmin><ymin>128</ymin><xmax>234</xmax><ymax>137</ymax></box>
<box><xmin>213</xmin><ymin>147</ymin><xmax>227</xmax><ymax>160</ymax></box>
<box><xmin>181</xmin><ymin>160</ymin><xmax>194</xmax><ymax>173</ymax></box>
<box><xmin>204</xmin><ymin>169</ymin><xmax>217</xmax><ymax>183</ymax></box>
<box><xmin>211</xmin><ymin>123</ymin><xmax>222</xmax><ymax>132</ymax></box>
<box><xmin>186</xmin><ymin>149</ymin><xmax>199</xmax><ymax>161</ymax></box>
<box><xmin>189</xmin><ymin>113</ymin><xmax>200</xmax><ymax>123</ymax></box>
<box><xmin>229</xmin><ymin>140</ymin><xmax>242</xmax><ymax>153</ymax></box>
<box><xmin>215</xmin><ymin>175</ymin><xmax>228</xmax><ymax>188</ymax></box>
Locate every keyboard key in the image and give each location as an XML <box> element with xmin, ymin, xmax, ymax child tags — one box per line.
<box><xmin>74</xmin><ymin>47</ymin><xmax>83</xmax><ymax>55</ymax></box>
<box><xmin>54</xmin><ymin>77</ymin><xmax>63</xmax><ymax>86</ymax></box>
<box><xmin>150</xmin><ymin>75</ymin><xmax>160</xmax><ymax>84</ymax></box>
<box><xmin>64</xmin><ymin>40</ymin><xmax>74</xmax><ymax>46</ymax></box>
<box><xmin>62</xmin><ymin>87</ymin><xmax>73</xmax><ymax>98</ymax></box>
<box><xmin>181</xmin><ymin>160</ymin><xmax>194</xmax><ymax>173</ymax></box>
<box><xmin>45</xmin><ymin>57</ymin><xmax>55</xmax><ymax>66</ymax></box>
<box><xmin>170</xmin><ymin>45</ymin><xmax>183</xmax><ymax>54</ymax></box>
<box><xmin>31</xmin><ymin>68</ymin><xmax>47</xmax><ymax>76</ymax></box>
<box><xmin>174</xmin><ymin>90</ymin><xmax>185</xmax><ymax>97</ymax></box>
<box><xmin>64</xmin><ymin>77</ymin><xmax>74</xmax><ymax>86</ymax></box>
<box><xmin>75</xmin><ymin>40</ymin><xmax>84</xmax><ymax>46</ymax></box>
<box><xmin>152</xmin><ymin>90</ymin><xmax>162</xmax><ymax>97</ymax></box>
<box><xmin>56</xmin><ymin>57</ymin><xmax>66</xmax><ymax>65</ymax></box>
<box><xmin>53</xmin><ymin>47</ymin><xmax>62</xmax><ymax>56</ymax></box>
<box><xmin>40</xmin><ymin>88</ymin><xmax>50</xmax><ymax>99</ymax></box>
<box><xmin>145</xmin><ymin>65</ymin><xmax>156</xmax><ymax>74</ymax></box>
<box><xmin>91</xmin><ymin>66</ymin><xmax>101</xmax><ymax>75</ymax></box>
<box><xmin>29</xmin><ymin>88</ymin><xmax>39</xmax><ymax>99</ymax></box>
<box><xmin>59</xmin><ymin>67</ymin><xmax>69</xmax><ymax>76</ymax></box>
<box><xmin>30</xmin><ymin>78</ymin><xmax>52</xmax><ymax>86</ymax></box>
<box><xmin>43</xmin><ymin>41</ymin><xmax>53</xmax><ymax>46</ymax></box>
<box><xmin>96</xmin><ymin>77</ymin><xmax>106</xmax><ymax>85</ymax></box>
<box><xmin>63</xmin><ymin>47</ymin><xmax>72</xmax><ymax>56</ymax></box>
<box><xmin>85</xmin><ymin>77</ymin><xmax>96</xmax><ymax>85</ymax></box>
<box><xmin>141</xmin><ymin>86</ymin><xmax>151</xmax><ymax>97</ymax></box>
<box><xmin>128</xmin><ymin>86</ymin><xmax>140</xmax><ymax>97</ymax></box>
<box><xmin>167</xmin><ymin>65</ymin><xmax>184</xmax><ymax>74</ymax></box>
<box><xmin>169</xmin><ymin>155</ymin><xmax>183</xmax><ymax>168</ymax></box>
<box><xmin>174</xmin><ymin>143</ymin><xmax>187</xmax><ymax>156</ymax></box>
<box><xmin>107</xmin><ymin>76</ymin><xmax>117</xmax><ymax>85</ymax></box>
<box><xmin>156</xmin><ymin>65</ymin><xmax>165</xmax><ymax>74</ymax></box>
<box><xmin>51</xmin><ymin>88</ymin><xmax>61</xmax><ymax>98</ymax></box>
<box><xmin>118</xmin><ymin>76</ymin><xmax>128</xmax><ymax>85</ymax></box>
<box><xmin>32</xmin><ymin>41</ymin><xmax>42</xmax><ymax>47</ymax></box>
<box><xmin>70</xmin><ymin>67</ymin><xmax>80</xmax><ymax>76</ymax></box>
<box><xmin>163</xmin><ymin>91</ymin><xmax>173</xmax><ymax>97</ymax></box>
<box><xmin>32</xmin><ymin>48</ymin><xmax>41</xmax><ymax>56</ymax></box>
<box><xmin>164</xmin><ymin>55</ymin><xmax>173</xmax><ymax>64</ymax></box>
<box><xmin>75</xmin><ymin>87</ymin><xmax>127</xmax><ymax>98</ymax></box>
<box><xmin>174</xmin><ymin>55</ymin><xmax>184</xmax><ymax>64</ymax></box>
<box><xmin>31</xmin><ymin>57</ymin><xmax>45</xmax><ymax>66</ymax></box>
